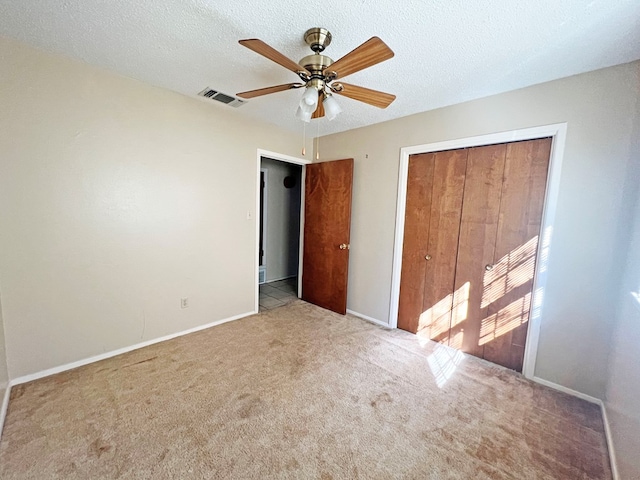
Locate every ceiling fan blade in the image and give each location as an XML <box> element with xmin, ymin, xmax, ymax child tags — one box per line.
<box><xmin>334</xmin><ymin>82</ymin><xmax>396</xmax><ymax>108</ymax></box>
<box><xmin>237</xmin><ymin>83</ymin><xmax>304</xmax><ymax>99</ymax></box>
<box><xmin>312</xmin><ymin>93</ymin><xmax>325</xmax><ymax>119</ymax></box>
<box><xmin>239</xmin><ymin>39</ymin><xmax>310</xmax><ymax>76</ymax></box>
<box><xmin>325</xmin><ymin>37</ymin><xmax>394</xmax><ymax>80</ymax></box>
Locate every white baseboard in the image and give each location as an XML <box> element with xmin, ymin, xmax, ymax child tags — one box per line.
<box><xmin>346</xmin><ymin>309</ymin><xmax>391</xmax><ymax>328</ymax></box>
<box><xmin>0</xmin><ymin>383</ymin><xmax>11</xmax><ymax>441</ymax></box>
<box><xmin>531</xmin><ymin>376</ymin><xmax>618</xmax><ymax>479</ymax></box>
<box><xmin>264</xmin><ymin>275</ymin><xmax>297</xmax><ymax>284</ymax></box>
<box><xmin>600</xmin><ymin>402</ymin><xmax>620</xmax><ymax>480</ymax></box>
<box><xmin>11</xmin><ymin>310</ymin><xmax>257</xmax><ymax>386</ymax></box>
<box><xmin>531</xmin><ymin>376</ymin><xmax>601</xmax><ymax>404</ymax></box>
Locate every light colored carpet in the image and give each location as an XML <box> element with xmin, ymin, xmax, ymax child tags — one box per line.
<box><xmin>0</xmin><ymin>300</ymin><xmax>611</xmax><ymax>479</ymax></box>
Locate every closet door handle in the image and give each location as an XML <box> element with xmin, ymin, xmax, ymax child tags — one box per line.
<box><xmin>425</xmin><ymin>254</ymin><xmax>432</xmax><ymax>261</ymax></box>
<box><xmin>485</xmin><ymin>264</ymin><xmax>494</xmax><ymax>271</ymax></box>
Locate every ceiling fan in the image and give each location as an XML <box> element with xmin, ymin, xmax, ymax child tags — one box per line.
<box><xmin>236</xmin><ymin>27</ymin><xmax>396</xmax><ymax>122</ymax></box>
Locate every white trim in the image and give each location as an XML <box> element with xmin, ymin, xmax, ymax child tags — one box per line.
<box><xmin>388</xmin><ymin>123</ymin><xmax>568</xmax><ymax>380</ymax></box>
<box><xmin>601</xmin><ymin>402</ymin><xmax>620</xmax><ymax>480</ymax></box>
<box><xmin>521</xmin><ymin>124</ymin><xmax>567</xmax><ymax>378</ymax></box>
<box><xmin>263</xmin><ymin>274</ymin><xmax>297</xmax><ymax>284</ymax></box>
<box><xmin>389</xmin><ymin>149</ymin><xmax>410</xmax><ymax>327</ymax></box>
<box><xmin>347</xmin><ymin>309</ymin><xmax>391</xmax><ymax>328</ymax></box>
<box><xmin>530</xmin><ymin>376</ymin><xmax>600</xmax><ymax>404</ymax></box>
<box><xmin>255</xmin><ymin>154</ymin><xmax>262</xmax><ymax>313</ymax></box>
<box><xmin>257</xmin><ymin>149</ymin><xmax>311</xmax><ymax>166</ymax></box>
<box><xmin>0</xmin><ymin>382</ymin><xmax>10</xmax><ymax>441</ymax></box>
<box><xmin>531</xmin><ymin>376</ymin><xmax>618</xmax><ymax>479</ymax></box>
<box><xmin>10</xmin><ymin>310</ymin><xmax>256</xmax><ymax>386</ymax></box>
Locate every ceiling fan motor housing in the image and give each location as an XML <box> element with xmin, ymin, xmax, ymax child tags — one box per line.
<box><xmin>299</xmin><ymin>54</ymin><xmax>333</xmax><ymax>75</ymax></box>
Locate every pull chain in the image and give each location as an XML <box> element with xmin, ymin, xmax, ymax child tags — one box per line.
<box><xmin>315</xmin><ymin>118</ymin><xmax>320</xmax><ymax>160</ymax></box>
<box><xmin>301</xmin><ymin>122</ymin><xmax>306</xmax><ymax>156</ymax></box>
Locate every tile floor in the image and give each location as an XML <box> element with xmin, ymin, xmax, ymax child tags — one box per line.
<box><xmin>259</xmin><ymin>276</ymin><xmax>298</xmax><ymax>311</ymax></box>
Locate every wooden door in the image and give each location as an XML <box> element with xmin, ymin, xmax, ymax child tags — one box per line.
<box><xmin>398</xmin><ymin>149</ymin><xmax>467</xmax><ymax>336</ymax></box>
<box><xmin>397</xmin><ymin>153</ymin><xmax>435</xmax><ymax>332</ymax></box>
<box><xmin>423</xmin><ymin>150</ymin><xmax>467</xmax><ymax>342</ymax></box>
<box><xmin>302</xmin><ymin>158</ymin><xmax>354</xmax><ymax>314</ymax></box>
<box><xmin>481</xmin><ymin>138</ymin><xmax>551</xmax><ymax>370</ymax></box>
<box><xmin>398</xmin><ymin>139</ymin><xmax>551</xmax><ymax>372</ymax></box>
<box><xmin>451</xmin><ymin>144</ymin><xmax>508</xmax><ymax>357</ymax></box>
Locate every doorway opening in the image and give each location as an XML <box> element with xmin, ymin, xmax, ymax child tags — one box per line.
<box><xmin>254</xmin><ymin>150</ymin><xmax>353</xmax><ymax>316</ymax></box>
<box><xmin>258</xmin><ymin>156</ymin><xmax>303</xmax><ymax>311</ymax></box>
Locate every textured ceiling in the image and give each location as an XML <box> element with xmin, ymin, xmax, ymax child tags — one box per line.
<box><xmin>1</xmin><ymin>0</ymin><xmax>639</xmax><ymax>137</ymax></box>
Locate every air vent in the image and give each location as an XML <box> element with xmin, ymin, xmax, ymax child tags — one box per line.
<box><xmin>259</xmin><ymin>266</ymin><xmax>266</xmax><ymax>284</ymax></box>
<box><xmin>198</xmin><ymin>88</ymin><xmax>247</xmax><ymax>108</ymax></box>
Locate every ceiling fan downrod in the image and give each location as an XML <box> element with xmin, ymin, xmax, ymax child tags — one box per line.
<box><xmin>304</xmin><ymin>27</ymin><xmax>332</xmax><ymax>53</ymax></box>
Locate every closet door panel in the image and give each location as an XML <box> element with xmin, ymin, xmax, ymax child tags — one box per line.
<box><xmin>420</xmin><ymin>149</ymin><xmax>467</xmax><ymax>342</ymax></box>
<box><xmin>398</xmin><ymin>153</ymin><xmax>435</xmax><ymax>333</ymax></box>
<box><xmin>451</xmin><ymin>144</ymin><xmax>507</xmax><ymax>356</ymax></box>
<box><xmin>482</xmin><ymin>138</ymin><xmax>551</xmax><ymax>371</ymax></box>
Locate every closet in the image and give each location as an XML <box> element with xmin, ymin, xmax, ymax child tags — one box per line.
<box><xmin>398</xmin><ymin>138</ymin><xmax>551</xmax><ymax>371</ymax></box>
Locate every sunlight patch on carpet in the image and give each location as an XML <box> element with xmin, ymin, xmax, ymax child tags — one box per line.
<box><xmin>427</xmin><ymin>343</ymin><xmax>465</xmax><ymax>388</ymax></box>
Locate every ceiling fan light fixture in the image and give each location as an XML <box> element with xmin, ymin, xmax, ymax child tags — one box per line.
<box><xmin>301</xmin><ymin>86</ymin><xmax>319</xmax><ymax>108</ymax></box>
<box><xmin>296</xmin><ymin>105</ymin><xmax>312</xmax><ymax>123</ymax></box>
<box><xmin>323</xmin><ymin>94</ymin><xmax>342</xmax><ymax>121</ymax></box>
<box><xmin>298</xmin><ymin>86</ymin><xmax>319</xmax><ymax>121</ymax></box>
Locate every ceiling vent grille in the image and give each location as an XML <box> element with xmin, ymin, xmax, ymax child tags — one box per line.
<box><xmin>198</xmin><ymin>88</ymin><xmax>247</xmax><ymax>108</ymax></box>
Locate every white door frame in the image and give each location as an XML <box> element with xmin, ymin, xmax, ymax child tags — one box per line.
<box><xmin>388</xmin><ymin>123</ymin><xmax>568</xmax><ymax>379</ymax></box>
<box><xmin>255</xmin><ymin>149</ymin><xmax>311</xmax><ymax>313</ymax></box>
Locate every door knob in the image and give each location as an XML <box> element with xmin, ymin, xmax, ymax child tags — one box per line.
<box><xmin>425</xmin><ymin>254</ymin><xmax>432</xmax><ymax>260</ymax></box>
<box><xmin>485</xmin><ymin>264</ymin><xmax>494</xmax><ymax>271</ymax></box>
<box><xmin>339</xmin><ymin>243</ymin><xmax>350</xmax><ymax>250</ymax></box>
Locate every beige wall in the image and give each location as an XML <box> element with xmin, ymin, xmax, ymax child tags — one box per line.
<box><xmin>319</xmin><ymin>61</ymin><xmax>640</xmax><ymax>399</ymax></box>
<box><xmin>261</xmin><ymin>158</ymin><xmax>302</xmax><ymax>282</ymax></box>
<box><xmin>0</xmin><ymin>294</ymin><xmax>7</xmax><ymax>440</ymax></box>
<box><xmin>605</xmin><ymin>121</ymin><xmax>640</xmax><ymax>480</ymax></box>
<box><xmin>0</xmin><ymin>294</ymin><xmax>8</xmax><ymax>398</ymax></box>
<box><xmin>0</xmin><ymin>37</ymin><xmax>304</xmax><ymax>378</ymax></box>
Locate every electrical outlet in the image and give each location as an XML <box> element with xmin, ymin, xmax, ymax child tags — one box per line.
<box><xmin>181</xmin><ymin>297</ymin><xmax>189</xmax><ymax>309</ymax></box>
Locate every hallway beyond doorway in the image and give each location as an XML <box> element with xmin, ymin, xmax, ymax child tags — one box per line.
<box><xmin>259</xmin><ymin>277</ymin><xmax>298</xmax><ymax>311</ymax></box>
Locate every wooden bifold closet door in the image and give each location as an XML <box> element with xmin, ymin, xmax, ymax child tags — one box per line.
<box><xmin>397</xmin><ymin>138</ymin><xmax>551</xmax><ymax>372</ymax></box>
